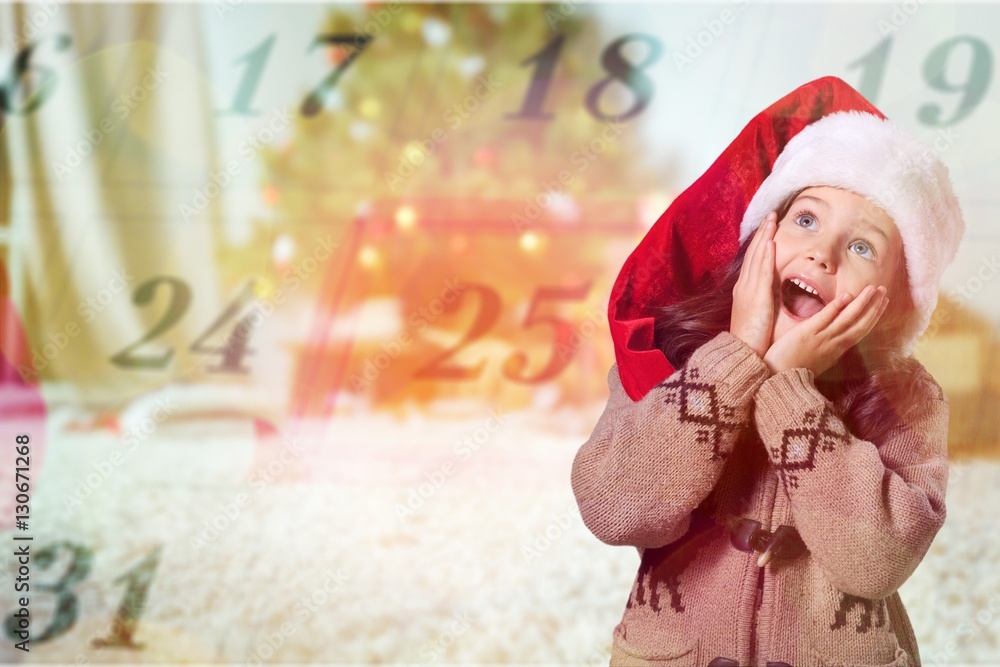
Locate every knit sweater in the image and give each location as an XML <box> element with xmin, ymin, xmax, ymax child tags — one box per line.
<box><xmin>571</xmin><ymin>330</ymin><xmax>949</xmax><ymax>667</ymax></box>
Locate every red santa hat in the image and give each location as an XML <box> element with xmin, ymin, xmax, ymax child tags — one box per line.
<box><xmin>609</xmin><ymin>75</ymin><xmax>965</xmax><ymax>402</ymax></box>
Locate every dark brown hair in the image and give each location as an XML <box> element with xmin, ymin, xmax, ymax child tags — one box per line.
<box><xmin>652</xmin><ymin>187</ymin><xmax>937</xmax><ymax>446</ymax></box>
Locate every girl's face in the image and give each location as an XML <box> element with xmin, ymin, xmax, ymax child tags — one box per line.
<box><xmin>770</xmin><ymin>185</ymin><xmax>904</xmax><ymax>346</ymax></box>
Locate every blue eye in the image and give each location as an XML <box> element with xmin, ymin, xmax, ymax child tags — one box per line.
<box><xmin>850</xmin><ymin>240</ymin><xmax>876</xmax><ymax>260</ymax></box>
<box><xmin>793</xmin><ymin>210</ymin><xmax>817</xmax><ymax>229</ymax></box>
<box><xmin>792</xmin><ymin>208</ymin><xmax>877</xmax><ymax>261</ymax></box>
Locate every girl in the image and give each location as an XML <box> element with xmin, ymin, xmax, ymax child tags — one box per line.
<box><xmin>571</xmin><ymin>76</ymin><xmax>964</xmax><ymax>667</ymax></box>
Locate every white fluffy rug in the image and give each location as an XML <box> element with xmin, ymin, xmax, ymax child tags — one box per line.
<box><xmin>1</xmin><ymin>402</ymin><xmax>997</xmax><ymax>666</ymax></box>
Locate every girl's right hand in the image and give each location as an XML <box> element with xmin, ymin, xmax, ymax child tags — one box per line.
<box><xmin>730</xmin><ymin>211</ymin><xmax>778</xmax><ymax>359</ymax></box>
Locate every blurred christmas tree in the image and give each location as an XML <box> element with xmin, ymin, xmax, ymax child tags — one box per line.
<box><xmin>233</xmin><ymin>2</ymin><xmax>676</xmax><ymax>413</ymax></box>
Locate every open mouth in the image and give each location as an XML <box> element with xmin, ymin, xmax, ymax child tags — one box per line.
<box><xmin>780</xmin><ymin>278</ymin><xmax>827</xmax><ymax>320</ymax></box>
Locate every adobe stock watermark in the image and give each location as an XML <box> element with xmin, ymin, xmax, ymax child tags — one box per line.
<box><xmin>555</xmin><ymin>305</ymin><xmax>605</xmax><ymax>363</ymax></box>
<box><xmin>61</xmin><ymin>397</ymin><xmax>177</xmax><ymax>517</ymax></box>
<box><xmin>673</xmin><ymin>0</ymin><xmax>751</xmax><ymax>74</ymax></box>
<box><xmin>189</xmin><ymin>437</ymin><xmax>308</xmax><ymax>552</ymax></box>
<box><xmin>511</xmin><ymin>117</ymin><xmax>628</xmax><ymax>233</ymax></box>
<box><xmin>5</xmin><ymin>0</ymin><xmax>70</xmax><ymax>48</ymax></box>
<box><xmin>624</xmin><ymin>237</ymin><xmax>672</xmax><ymax>298</ymax></box>
<box><xmin>348</xmin><ymin>278</ymin><xmax>467</xmax><ymax>391</ymax></box>
<box><xmin>521</xmin><ymin>502</ymin><xmax>581</xmax><ymax>562</ymax></box>
<box><xmin>877</xmin><ymin>0</ymin><xmax>929</xmax><ymax>35</ymax></box>
<box><xmin>214</xmin><ymin>0</ymin><xmax>244</xmax><ymax>19</ymax></box>
<box><xmin>417</xmin><ymin>611</ymin><xmax>475</xmax><ymax>663</ymax></box>
<box><xmin>17</xmin><ymin>267</ymin><xmax>135</xmax><ymax>382</ymax></box>
<box><xmin>945</xmin><ymin>459</ymin><xmax>968</xmax><ymax>488</ymax></box>
<box><xmin>350</xmin><ymin>2</ymin><xmax>403</xmax><ymax>48</ymax></box>
<box><xmin>917</xmin><ymin>252</ymin><xmax>1000</xmax><ymax>351</ymax></box>
<box><xmin>928</xmin><ymin>586</ymin><xmax>1000</xmax><ymax>667</ymax></box>
<box><xmin>384</xmin><ymin>74</ymin><xmax>502</xmax><ymax>192</ymax></box>
<box><xmin>239</xmin><ymin>568</ymin><xmax>351</xmax><ymax>666</ymax></box>
<box><xmin>394</xmin><ymin>407</ymin><xmax>507</xmax><ymax>523</ymax></box>
<box><xmin>218</xmin><ymin>235</ymin><xmax>338</xmax><ymax>350</ymax></box>
<box><xmin>52</xmin><ymin>65</ymin><xmax>169</xmax><ymax>181</ymax></box>
<box><xmin>180</xmin><ymin>107</ymin><xmax>293</xmax><ymax>223</ymax></box>
<box><xmin>544</xmin><ymin>0</ymin><xmax>586</xmax><ymax>30</ymax></box>
<box><xmin>876</xmin><ymin>127</ymin><xmax>959</xmax><ymax>213</ymax></box>
<box><xmin>581</xmin><ymin>638</ymin><xmax>614</xmax><ymax>667</ymax></box>
<box><xmin>57</xmin><ymin>579</ymin><xmax>166</xmax><ymax>667</ymax></box>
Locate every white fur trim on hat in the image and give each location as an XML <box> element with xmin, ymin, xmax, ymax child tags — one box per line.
<box><xmin>739</xmin><ymin>109</ymin><xmax>965</xmax><ymax>358</ymax></box>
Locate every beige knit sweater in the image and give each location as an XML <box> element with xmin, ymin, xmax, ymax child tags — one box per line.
<box><xmin>571</xmin><ymin>331</ymin><xmax>949</xmax><ymax>667</ymax></box>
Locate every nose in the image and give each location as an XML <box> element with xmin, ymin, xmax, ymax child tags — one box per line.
<box><xmin>804</xmin><ymin>243</ymin><xmax>835</xmax><ymax>271</ymax></box>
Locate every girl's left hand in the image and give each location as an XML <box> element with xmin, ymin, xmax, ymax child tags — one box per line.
<box><xmin>762</xmin><ymin>284</ymin><xmax>890</xmax><ymax>377</ymax></box>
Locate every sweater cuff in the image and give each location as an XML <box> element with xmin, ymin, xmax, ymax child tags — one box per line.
<box><xmin>753</xmin><ymin>366</ymin><xmax>823</xmax><ymax>440</ymax></box>
<box><xmin>685</xmin><ymin>330</ymin><xmax>772</xmax><ymax>404</ymax></box>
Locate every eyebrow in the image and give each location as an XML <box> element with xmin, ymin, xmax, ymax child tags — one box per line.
<box><xmin>794</xmin><ymin>194</ymin><xmax>890</xmax><ymax>245</ymax></box>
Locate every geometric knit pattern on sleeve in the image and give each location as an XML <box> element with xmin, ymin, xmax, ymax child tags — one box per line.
<box><xmin>572</xmin><ymin>330</ymin><xmax>949</xmax><ymax>667</ymax></box>
<box><xmin>571</xmin><ymin>330</ymin><xmax>771</xmax><ymax>550</ymax></box>
<box><xmin>753</xmin><ymin>366</ymin><xmax>949</xmax><ymax>602</ymax></box>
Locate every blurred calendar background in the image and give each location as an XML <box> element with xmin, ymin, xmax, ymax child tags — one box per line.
<box><xmin>1</xmin><ymin>1</ymin><xmax>999</xmax><ymax>664</ymax></box>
